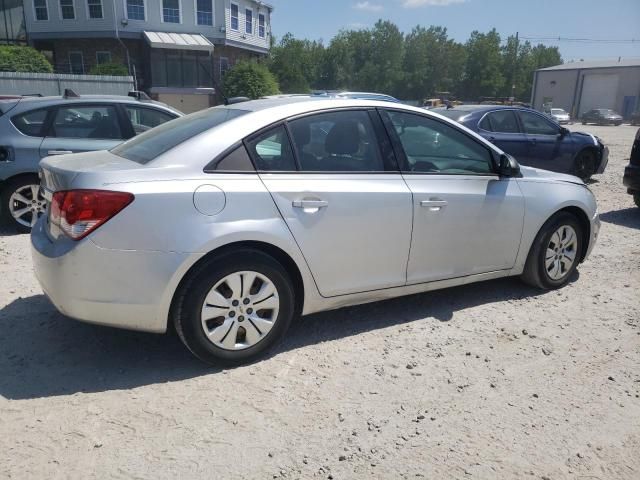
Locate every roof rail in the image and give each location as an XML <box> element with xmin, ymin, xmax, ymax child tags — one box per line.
<box><xmin>225</xmin><ymin>96</ymin><xmax>250</xmax><ymax>105</ymax></box>
<box><xmin>63</xmin><ymin>88</ymin><xmax>80</xmax><ymax>99</ymax></box>
<box><xmin>128</xmin><ymin>90</ymin><xmax>151</xmax><ymax>101</ymax></box>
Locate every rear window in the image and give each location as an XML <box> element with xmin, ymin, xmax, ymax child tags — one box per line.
<box><xmin>111</xmin><ymin>107</ymin><xmax>249</xmax><ymax>164</ymax></box>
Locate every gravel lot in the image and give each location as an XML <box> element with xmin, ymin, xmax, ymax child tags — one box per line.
<box><xmin>1</xmin><ymin>125</ymin><xmax>638</xmax><ymax>480</ymax></box>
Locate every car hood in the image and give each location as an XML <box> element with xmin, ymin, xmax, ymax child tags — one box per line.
<box><xmin>569</xmin><ymin>130</ymin><xmax>601</xmax><ymax>146</ymax></box>
<box><xmin>518</xmin><ymin>165</ymin><xmax>585</xmax><ymax>186</ymax></box>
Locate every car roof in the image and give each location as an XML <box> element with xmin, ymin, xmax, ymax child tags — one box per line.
<box><xmin>0</xmin><ymin>94</ymin><xmax>182</xmax><ymax>115</ymax></box>
<box><xmin>224</xmin><ymin>96</ymin><xmax>402</xmax><ymax>113</ymax></box>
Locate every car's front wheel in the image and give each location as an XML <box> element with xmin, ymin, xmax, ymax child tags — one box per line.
<box><xmin>0</xmin><ymin>176</ymin><xmax>46</xmax><ymax>233</ymax></box>
<box><xmin>172</xmin><ymin>248</ymin><xmax>296</xmax><ymax>365</ymax></box>
<box><xmin>573</xmin><ymin>150</ymin><xmax>597</xmax><ymax>181</ymax></box>
<box><xmin>521</xmin><ymin>212</ymin><xmax>584</xmax><ymax>290</ymax></box>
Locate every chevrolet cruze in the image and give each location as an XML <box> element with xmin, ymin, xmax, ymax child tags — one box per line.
<box><xmin>31</xmin><ymin>98</ymin><xmax>600</xmax><ymax>365</ymax></box>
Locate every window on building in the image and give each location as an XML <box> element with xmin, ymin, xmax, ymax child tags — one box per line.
<box><xmin>33</xmin><ymin>0</ymin><xmax>48</xmax><ymax>21</ymax></box>
<box><xmin>87</xmin><ymin>0</ymin><xmax>103</xmax><ymax>18</ymax></box>
<box><xmin>68</xmin><ymin>51</ymin><xmax>83</xmax><ymax>74</ymax></box>
<box><xmin>162</xmin><ymin>0</ymin><xmax>179</xmax><ymax>23</ymax></box>
<box><xmin>258</xmin><ymin>13</ymin><xmax>265</xmax><ymax>38</ymax></box>
<box><xmin>150</xmin><ymin>49</ymin><xmax>214</xmax><ymax>88</ymax></box>
<box><xmin>60</xmin><ymin>0</ymin><xmax>75</xmax><ymax>19</ymax></box>
<box><xmin>245</xmin><ymin>8</ymin><xmax>252</xmax><ymax>34</ymax></box>
<box><xmin>196</xmin><ymin>0</ymin><xmax>212</xmax><ymax>25</ymax></box>
<box><xmin>126</xmin><ymin>0</ymin><xmax>144</xmax><ymax>20</ymax></box>
<box><xmin>96</xmin><ymin>51</ymin><xmax>111</xmax><ymax>64</ymax></box>
<box><xmin>230</xmin><ymin>3</ymin><xmax>238</xmax><ymax>30</ymax></box>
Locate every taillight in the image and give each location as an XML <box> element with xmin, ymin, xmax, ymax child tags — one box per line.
<box><xmin>50</xmin><ymin>190</ymin><xmax>134</xmax><ymax>240</ymax></box>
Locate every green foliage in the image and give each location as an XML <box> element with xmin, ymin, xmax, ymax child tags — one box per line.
<box><xmin>0</xmin><ymin>46</ymin><xmax>53</xmax><ymax>73</ymax></box>
<box><xmin>265</xmin><ymin>23</ymin><xmax>562</xmax><ymax>101</ymax></box>
<box><xmin>223</xmin><ymin>61</ymin><xmax>279</xmax><ymax>99</ymax></box>
<box><xmin>268</xmin><ymin>33</ymin><xmax>325</xmax><ymax>93</ymax></box>
<box><xmin>89</xmin><ymin>62</ymin><xmax>129</xmax><ymax>76</ymax></box>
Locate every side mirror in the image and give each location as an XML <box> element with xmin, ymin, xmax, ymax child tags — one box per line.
<box><xmin>558</xmin><ymin>126</ymin><xmax>569</xmax><ymax>136</ymax></box>
<box><xmin>497</xmin><ymin>153</ymin><xmax>520</xmax><ymax>177</ymax></box>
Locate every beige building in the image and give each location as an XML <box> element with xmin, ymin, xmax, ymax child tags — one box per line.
<box><xmin>531</xmin><ymin>59</ymin><xmax>640</xmax><ymax>120</ymax></box>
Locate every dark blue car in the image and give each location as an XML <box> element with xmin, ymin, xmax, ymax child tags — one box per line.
<box><xmin>433</xmin><ymin>105</ymin><xmax>608</xmax><ymax>180</ymax></box>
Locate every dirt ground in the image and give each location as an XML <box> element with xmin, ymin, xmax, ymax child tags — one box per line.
<box><xmin>1</xmin><ymin>125</ymin><xmax>639</xmax><ymax>480</ymax></box>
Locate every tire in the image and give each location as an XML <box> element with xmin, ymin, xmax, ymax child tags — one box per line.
<box><xmin>521</xmin><ymin>212</ymin><xmax>584</xmax><ymax>290</ymax></box>
<box><xmin>172</xmin><ymin>248</ymin><xmax>296</xmax><ymax>366</ymax></box>
<box><xmin>634</xmin><ymin>193</ymin><xmax>640</xmax><ymax>209</ymax></box>
<box><xmin>0</xmin><ymin>176</ymin><xmax>46</xmax><ymax>233</ymax></box>
<box><xmin>573</xmin><ymin>149</ymin><xmax>597</xmax><ymax>181</ymax></box>
<box><xmin>581</xmin><ymin>121</ymin><xmax>587</xmax><ymax>125</ymax></box>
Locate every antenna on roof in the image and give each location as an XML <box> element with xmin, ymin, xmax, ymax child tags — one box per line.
<box><xmin>225</xmin><ymin>97</ymin><xmax>250</xmax><ymax>105</ymax></box>
<box><xmin>128</xmin><ymin>90</ymin><xmax>151</xmax><ymax>101</ymax></box>
<box><xmin>63</xmin><ymin>89</ymin><xmax>80</xmax><ymax>99</ymax></box>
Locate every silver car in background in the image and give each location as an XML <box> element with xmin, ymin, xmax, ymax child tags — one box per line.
<box><xmin>31</xmin><ymin>98</ymin><xmax>600</xmax><ymax>365</ymax></box>
<box><xmin>548</xmin><ymin>108</ymin><xmax>571</xmax><ymax>124</ymax></box>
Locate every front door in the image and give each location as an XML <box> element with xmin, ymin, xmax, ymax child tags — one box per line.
<box><xmin>381</xmin><ymin>109</ymin><xmax>524</xmax><ymax>284</ymax></box>
<box><xmin>517</xmin><ymin>110</ymin><xmax>572</xmax><ymax>170</ymax></box>
<box><xmin>248</xmin><ymin>110</ymin><xmax>413</xmax><ymax>297</ymax></box>
<box><xmin>477</xmin><ymin>109</ymin><xmax>529</xmax><ymax>164</ymax></box>
<box><xmin>39</xmin><ymin>104</ymin><xmax>127</xmax><ymax>158</ymax></box>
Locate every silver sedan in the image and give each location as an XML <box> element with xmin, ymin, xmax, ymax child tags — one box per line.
<box><xmin>31</xmin><ymin>98</ymin><xmax>600</xmax><ymax>365</ymax></box>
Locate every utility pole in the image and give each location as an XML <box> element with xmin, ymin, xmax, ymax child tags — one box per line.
<box><xmin>511</xmin><ymin>31</ymin><xmax>519</xmax><ymax>102</ymax></box>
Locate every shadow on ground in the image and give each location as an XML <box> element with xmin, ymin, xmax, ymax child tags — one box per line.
<box><xmin>0</xmin><ymin>277</ymin><xmax>545</xmax><ymax>400</ymax></box>
<box><xmin>600</xmin><ymin>207</ymin><xmax>640</xmax><ymax>229</ymax></box>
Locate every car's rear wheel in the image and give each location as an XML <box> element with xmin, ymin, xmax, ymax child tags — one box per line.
<box><xmin>172</xmin><ymin>248</ymin><xmax>296</xmax><ymax>365</ymax></box>
<box><xmin>0</xmin><ymin>176</ymin><xmax>46</xmax><ymax>233</ymax></box>
<box><xmin>521</xmin><ymin>212</ymin><xmax>583</xmax><ymax>290</ymax></box>
<box><xmin>573</xmin><ymin>150</ymin><xmax>596</xmax><ymax>181</ymax></box>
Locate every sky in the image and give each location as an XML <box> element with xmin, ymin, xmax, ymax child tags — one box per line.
<box><xmin>268</xmin><ymin>0</ymin><xmax>640</xmax><ymax>62</ymax></box>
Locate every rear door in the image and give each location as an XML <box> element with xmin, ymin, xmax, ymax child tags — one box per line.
<box><xmin>477</xmin><ymin>109</ymin><xmax>529</xmax><ymax>163</ymax></box>
<box><xmin>249</xmin><ymin>109</ymin><xmax>413</xmax><ymax>297</ymax></box>
<box><xmin>39</xmin><ymin>103</ymin><xmax>127</xmax><ymax>158</ymax></box>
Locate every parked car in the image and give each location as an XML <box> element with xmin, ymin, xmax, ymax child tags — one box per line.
<box><xmin>623</xmin><ymin>128</ymin><xmax>640</xmax><ymax>208</ymax></box>
<box><xmin>548</xmin><ymin>108</ymin><xmax>571</xmax><ymax>124</ymax></box>
<box><xmin>0</xmin><ymin>92</ymin><xmax>182</xmax><ymax>231</ymax></box>
<box><xmin>433</xmin><ymin>105</ymin><xmax>608</xmax><ymax>181</ymax></box>
<box><xmin>630</xmin><ymin>111</ymin><xmax>640</xmax><ymax>126</ymax></box>
<box><xmin>581</xmin><ymin>109</ymin><xmax>623</xmax><ymax>126</ymax></box>
<box><xmin>32</xmin><ymin>98</ymin><xmax>600</xmax><ymax>365</ymax></box>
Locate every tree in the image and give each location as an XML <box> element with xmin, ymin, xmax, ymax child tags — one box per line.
<box><xmin>223</xmin><ymin>61</ymin><xmax>279</xmax><ymax>99</ymax></box>
<box><xmin>462</xmin><ymin>29</ymin><xmax>504</xmax><ymax>100</ymax></box>
<box><xmin>89</xmin><ymin>62</ymin><xmax>129</xmax><ymax>76</ymax></box>
<box><xmin>0</xmin><ymin>46</ymin><xmax>52</xmax><ymax>73</ymax></box>
<box><xmin>268</xmin><ymin>33</ymin><xmax>325</xmax><ymax>93</ymax></box>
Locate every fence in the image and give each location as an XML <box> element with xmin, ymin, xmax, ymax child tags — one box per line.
<box><xmin>0</xmin><ymin>72</ymin><xmax>135</xmax><ymax>97</ymax></box>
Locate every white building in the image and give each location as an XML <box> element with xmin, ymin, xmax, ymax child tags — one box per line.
<box><xmin>23</xmin><ymin>0</ymin><xmax>273</xmax><ymax>111</ymax></box>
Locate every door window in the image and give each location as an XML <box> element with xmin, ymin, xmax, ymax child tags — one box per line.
<box><xmin>124</xmin><ymin>106</ymin><xmax>176</xmax><ymax>135</ymax></box>
<box><xmin>518</xmin><ymin>111</ymin><xmax>559</xmax><ymax>135</ymax></box>
<box><xmin>51</xmin><ymin>105</ymin><xmax>123</xmax><ymax>139</ymax></box>
<box><xmin>246</xmin><ymin>125</ymin><xmax>297</xmax><ymax>171</ymax></box>
<box><xmin>12</xmin><ymin>109</ymin><xmax>49</xmax><ymax>137</ymax></box>
<box><xmin>287</xmin><ymin>110</ymin><xmax>386</xmax><ymax>172</ymax></box>
<box><xmin>385</xmin><ymin>111</ymin><xmax>493</xmax><ymax>175</ymax></box>
<box><xmin>481</xmin><ymin>110</ymin><xmax>520</xmax><ymax>133</ymax></box>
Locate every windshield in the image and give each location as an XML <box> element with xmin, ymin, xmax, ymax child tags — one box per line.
<box><xmin>111</xmin><ymin>107</ymin><xmax>250</xmax><ymax>164</ymax></box>
<box><xmin>432</xmin><ymin>109</ymin><xmax>471</xmax><ymax>121</ymax></box>
<box><xmin>551</xmin><ymin>109</ymin><xmax>566</xmax><ymax>114</ymax></box>
<box><xmin>598</xmin><ymin>109</ymin><xmax>616</xmax><ymax>115</ymax></box>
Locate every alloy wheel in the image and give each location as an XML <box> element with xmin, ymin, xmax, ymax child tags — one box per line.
<box><xmin>200</xmin><ymin>271</ymin><xmax>280</xmax><ymax>351</ymax></box>
<box><xmin>545</xmin><ymin>225</ymin><xmax>578</xmax><ymax>281</ymax></box>
<box><xmin>9</xmin><ymin>184</ymin><xmax>46</xmax><ymax>228</ymax></box>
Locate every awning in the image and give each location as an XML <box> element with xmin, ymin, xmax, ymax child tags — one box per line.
<box><xmin>143</xmin><ymin>31</ymin><xmax>214</xmax><ymax>52</ymax></box>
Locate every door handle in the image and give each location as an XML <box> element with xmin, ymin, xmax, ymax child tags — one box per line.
<box><xmin>420</xmin><ymin>199</ymin><xmax>448</xmax><ymax>211</ymax></box>
<box><xmin>292</xmin><ymin>199</ymin><xmax>328</xmax><ymax>209</ymax></box>
<box><xmin>47</xmin><ymin>150</ymin><xmax>73</xmax><ymax>155</ymax></box>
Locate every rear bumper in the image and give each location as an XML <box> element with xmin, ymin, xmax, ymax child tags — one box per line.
<box><xmin>31</xmin><ymin>219</ymin><xmax>190</xmax><ymax>333</ymax></box>
<box><xmin>623</xmin><ymin>164</ymin><xmax>640</xmax><ymax>192</ymax></box>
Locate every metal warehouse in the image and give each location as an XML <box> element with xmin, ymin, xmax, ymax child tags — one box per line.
<box><xmin>531</xmin><ymin>58</ymin><xmax>640</xmax><ymax>120</ymax></box>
